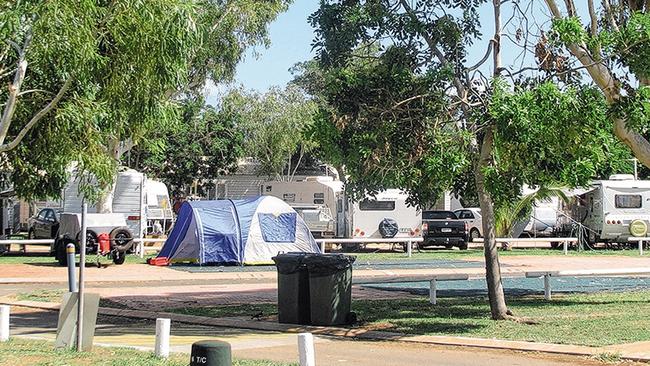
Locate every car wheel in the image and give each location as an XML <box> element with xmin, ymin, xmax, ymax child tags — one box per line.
<box><xmin>469</xmin><ymin>228</ymin><xmax>480</xmax><ymax>242</ymax></box>
<box><xmin>28</xmin><ymin>229</ymin><xmax>35</xmax><ymax>239</ymax></box>
<box><xmin>55</xmin><ymin>238</ymin><xmax>75</xmax><ymax>266</ymax></box>
<box><xmin>77</xmin><ymin>230</ymin><xmax>99</xmax><ymax>254</ymax></box>
<box><xmin>110</xmin><ymin>227</ymin><xmax>133</xmax><ymax>252</ymax></box>
<box><xmin>458</xmin><ymin>241</ymin><xmax>468</xmax><ymax>250</ymax></box>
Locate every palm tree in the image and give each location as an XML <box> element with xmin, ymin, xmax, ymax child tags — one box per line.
<box><xmin>495</xmin><ymin>186</ymin><xmax>569</xmax><ymax>248</ymax></box>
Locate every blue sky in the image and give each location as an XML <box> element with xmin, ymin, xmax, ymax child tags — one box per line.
<box><xmin>204</xmin><ymin>1</ymin><xmax>562</xmax><ymax>104</ymax></box>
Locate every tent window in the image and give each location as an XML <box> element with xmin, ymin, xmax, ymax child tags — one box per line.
<box><xmin>258</xmin><ymin>213</ymin><xmax>297</xmax><ymax>243</ymax></box>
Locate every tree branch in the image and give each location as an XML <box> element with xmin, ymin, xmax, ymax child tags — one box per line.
<box><xmin>0</xmin><ymin>77</ymin><xmax>73</xmax><ymax>153</ymax></box>
<box><xmin>0</xmin><ymin>31</ymin><xmax>33</xmax><ymax>145</ymax></box>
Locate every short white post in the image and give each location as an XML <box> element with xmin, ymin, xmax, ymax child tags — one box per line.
<box><xmin>0</xmin><ymin>305</ymin><xmax>9</xmax><ymax>342</ymax></box>
<box><xmin>429</xmin><ymin>278</ymin><xmax>437</xmax><ymax>305</ymax></box>
<box><xmin>407</xmin><ymin>240</ymin><xmax>412</xmax><ymax>258</ymax></box>
<box><xmin>155</xmin><ymin>318</ymin><xmax>170</xmax><ymax>358</ymax></box>
<box><xmin>563</xmin><ymin>240</ymin><xmax>568</xmax><ymax>256</ymax></box>
<box><xmin>543</xmin><ymin>274</ymin><xmax>552</xmax><ymax>301</ymax></box>
<box><xmin>639</xmin><ymin>240</ymin><xmax>644</xmax><ymax>256</ymax></box>
<box><xmin>139</xmin><ymin>240</ymin><xmax>145</xmax><ymax>259</ymax></box>
<box><xmin>298</xmin><ymin>333</ymin><xmax>315</xmax><ymax>366</ymax></box>
<box><xmin>320</xmin><ymin>241</ymin><xmax>325</xmax><ymax>253</ymax></box>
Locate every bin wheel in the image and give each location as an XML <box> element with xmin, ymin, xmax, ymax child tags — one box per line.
<box><xmin>112</xmin><ymin>250</ymin><xmax>126</xmax><ymax>265</ymax></box>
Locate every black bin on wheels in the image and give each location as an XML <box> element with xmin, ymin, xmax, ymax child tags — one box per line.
<box><xmin>272</xmin><ymin>253</ymin><xmax>311</xmax><ymax>325</ymax></box>
<box><xmin>304</xmin><ymin>254</ymin><xmax>356</xmax><ymax>326</ymax></box>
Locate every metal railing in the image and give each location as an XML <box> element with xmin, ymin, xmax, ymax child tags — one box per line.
<box><xmin>314</xmin><ymin>237</ymin><xmax>424</xmax><ymax>257</ymax></box>
<box><xmin>472</xmin><ymin>237</ymin><xmax>578</xmax><ymax>255</ymax></box>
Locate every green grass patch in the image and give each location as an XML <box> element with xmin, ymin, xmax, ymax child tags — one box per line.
<box><xmin>166</xmin><ymin>291</ymin><xmax>650</xmax><ymax>347</ymax></box>
<box><xmin>0</xmin><ymin>338</ymin><xmax>295</xmax><ymax>366</ymax></box>
<box><xmin>0</xmin><ymin>253</ymin><xmax>155</xmax><ymax>265</ymax></box>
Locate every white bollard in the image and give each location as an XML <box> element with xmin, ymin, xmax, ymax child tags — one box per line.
<box><xmin>155</xmin><ymin>318</ymin><xmax>171</xmax><ymax>358</ymax></box>
<box><xmin>0</xmin><ymin>305</ymin><xmax>9</xmax><ymax>342</ymax></box>
<box><xmin>543</xmin><ymin>274</ymin><xmax>552</xmax><ymax>301</ymax></box>
<box><xmin>563</xmin><ymin>240</ymin><xmax>568</xmax><ymax>256</ymax></box>
<box><xmin>320</xmin><ymin>241</ymin><xmax>325</xmax><ymax>253</ymax></box>
<box><xmin>298</xmin><ymin>333</ymin><xmax>315</xmax><ymax>366</ymax></box>
<box><xmin>407</xmin><ymin>240</ymin><xmax>412</xmax><ymax>258</ymax></box>
<box><xmin>429</xmin><ymin>279</ymin><xmax>437</xmax><ymax>305</ymax></box>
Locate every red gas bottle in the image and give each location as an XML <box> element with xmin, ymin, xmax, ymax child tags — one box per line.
<box><xmin>98</xmin><ymin>233</ymin><xmax>111</xmax><ymax>254</ymax></box>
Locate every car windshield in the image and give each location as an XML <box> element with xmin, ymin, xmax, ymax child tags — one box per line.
<box><xmin>423</xmin><ymin>211</ymin><xmax>457</xmax><ymax>220</ymax></box>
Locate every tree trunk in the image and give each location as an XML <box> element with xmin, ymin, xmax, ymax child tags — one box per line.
<box><xmin>96</xmin><ymin>138</ymin><xmax>123</xmax><ymax>213</ymax></box>
<box><xmin>474</xmin><ymin>127</ymin><xmax>510</xmax><ymax>320</ymax></box>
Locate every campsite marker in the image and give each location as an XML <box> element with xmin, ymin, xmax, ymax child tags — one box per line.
<box><xmin>298</xmin><ymin>333</ymin><xmax>315</xmax><ymax>366</ymax></box>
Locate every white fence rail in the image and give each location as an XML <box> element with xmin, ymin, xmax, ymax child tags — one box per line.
<box><xmin>626</xmin><ymin>237</ymin><xmax>650</xmax><ymax>255</ymax></box>
<box><xmin>472</xmin><ymin>237</ymin><xmax>578</xmax><ymax>255</ymax></box>
<box><xmin>0</xmin><ymin>239</ymin><xmax>54</xmax><ymax>245</ymax></box>
<box><xmin>315</xmin><ymin>237</ymin><xmax>424</xmax><ymax>257</ymax></box>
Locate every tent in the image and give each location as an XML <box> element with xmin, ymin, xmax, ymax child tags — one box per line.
<box><xmin>152</xmin><ymin>196</ymin><xmax>321</xmax><ymax>265</ymax></box>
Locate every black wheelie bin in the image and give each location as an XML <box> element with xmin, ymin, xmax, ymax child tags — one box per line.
<box><xmin>304</xmin><ymin>254</ymin><xmax>356</xmax><ymax>326</ymax></box>
<box><xmin>272</xmin><ymin>253</ymin><xmax>311</xmax><ymax>325</ymax></box>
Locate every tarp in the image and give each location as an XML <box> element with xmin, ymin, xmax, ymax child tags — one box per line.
<box><xmin>154</xmin><ymin>196</ymin><xmax>320</xmax><ymax>265</ymax></box>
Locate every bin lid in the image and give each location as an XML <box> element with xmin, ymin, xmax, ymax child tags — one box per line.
<box><xmin>303</xmin><ymin>254</ymin><xmax>356</xmax><ymax>274</ymax></box>
<box><xmin>272</xmin><ymin>253</ymin><xmax>311</xmax><ymax>274</ymax></box>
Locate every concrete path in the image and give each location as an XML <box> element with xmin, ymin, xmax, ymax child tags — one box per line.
<box><xmin>7</xmin><ymin>306</ymin><xmax>630</xmax><ymax>366</ymax></box>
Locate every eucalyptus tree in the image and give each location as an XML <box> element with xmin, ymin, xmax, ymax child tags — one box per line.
<box><xmin>0</xmin><ymin>0</ymin><xmax>289</xmax><ymax>204</ymax></box>
<box><xmin>539</xmin><ymin>1</ymin><xmax>650</xmax><ymax>168</ymax></box>
<box><xmin>308</xmin><ymin>1</ymin><xmax>631</xmax><ymax>320</ymax></box>
<box><xmin>223</xmin><ymin>85</ymin><xmax>319</xmax><ymax>181</ymax></box>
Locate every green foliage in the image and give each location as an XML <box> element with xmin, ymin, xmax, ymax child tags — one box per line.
<box><xmin>614</xmin><ymin>12</ymin><xmax>650</xmax><ymax>79</ymax></box>
<box><xmin>610</xmin><ymin>86</ymin><xmax>650</xmax><ymax>132</ymax></box>
<box><xmin>0</xmin><ymin>0</ymin><xmax>289</xmax><ymax>201</ymax></box>
<box><xmin>488</xmin><ymin>81</ymin><xmax>633</xmax><ymax>206</ymax></box>
<box><xmin>550</xmin><ymin>17</ymin><xmax>588</xmax><ymax>45</ymax></box>
<box><xmin>126</xmin><ymin>97</ymin><xmax>245</xmax><ymax>196</ymax></box>
<box><xmin>223</xmin><ymin>85</ymin><xmax>319</xmax><ymax>179</ymax></box>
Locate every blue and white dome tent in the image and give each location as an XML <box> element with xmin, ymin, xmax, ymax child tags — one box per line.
<box><xmin>152</xmin><ymin>196</ymin><xmax>321</xmax><ymax>265</ymax></box>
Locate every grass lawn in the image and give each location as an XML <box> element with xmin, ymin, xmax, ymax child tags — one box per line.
<box><xmin>1</xmin><ymin>247</ymin><xmax>644</xmax><ymax>266</ymax></box>
<box><xmin>0</xmin><ymin>253</ymin><xmax>154</xmax><ymax>265</ymax></box>
<box><xmin>0</xmin><ymin>338</ymin><xmax>296</xmax><ymax>366</ymax></box>
<box><xmin>167</xmin><ymin>291</ymin><xmax>650</xmax><ymax>347</ymax></box>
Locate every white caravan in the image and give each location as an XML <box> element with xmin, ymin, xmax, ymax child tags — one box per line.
<box><xmin>62</xmin><ymin>168</ymin><xmax>173</xmax><ymax>238</ymax></box>
<box><xmin>569</xmin><ymin>175</ymin><xmax>650</xmax><ymax>244</ymax></box>
<box><xmin>261</xmin><ymin>179</ymin><xmax>422</xmax><ymax>240</ymax></box>
<box><xmin>261</xmin><ymin>177</ymin><xmax>345</xmax><ymax>238</ymax></box>
<box><xmin>350</xmin><ymin>189</ymin><xmax>422</xmax><ymax>239</ymax></box>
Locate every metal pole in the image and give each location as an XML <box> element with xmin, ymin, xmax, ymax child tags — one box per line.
<box><xmin>429</xmin><ymin>279</ymin><xmax>437</xmax><ymax>305</ymax></box>
<box><xmin>76</xmin><ymin>202</ymin><xmax>87</xmax><ymax>351</ymax></box>
<box><xmin>66</xmin><ymin>244</ymin><xmax>77</xmax><ymax>292</ymax></box>
<box><xmin>640</xmin><ymin>240</ymin><xmax>644</xmax><ymax>256</ymax></box>
<box><xmin>407</xmin><ymin>240</ymin><xmax>412</xmax><ymax>258</ymax></box>
<box><xmin>543</xmin><ymin>274</ymin><xmax>551</xmax><ymax>301</ymax></box>
<box><xmin>320</xmin><ymin>241</ymin><xmax>325</xmax><ymax>253</ymax></box>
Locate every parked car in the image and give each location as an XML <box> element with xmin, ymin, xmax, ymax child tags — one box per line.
<box><xmin>28</xmin><ymin>208</ymin><xmax>63</xmax><ymax>239</ymax></box>
<box><xmin>454</xmin><ymin>208</ymin><xmax>482</xmax><ymax>242</ymax></box>
<box><xmin>421</xmin><ymin>210</ymin><xmax>468</xmax><ymax>250</ymax></box>
<box><xmin>51</xmin><ymin>213</ymin><xmax>133</xmax><ymax>266</ymax></box>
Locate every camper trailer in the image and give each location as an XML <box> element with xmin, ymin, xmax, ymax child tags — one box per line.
<box><xmin>261</xmin><ymin>177</ymin><xmax>345</xmax><ymax>238</ymax></box>
<box><xmin>567</xmin><ymin>175</ymin><xmax>650</xmax><ymax>244</ymax></box>
<box><xmin>262</xmin><ymin>179</ymin><xmax>422</xmax><ymax>241</ymax></box>
<box><xmin>61</xmin><ymin>169</ymin><xmax>173</xmax><ymax>238</ymax></box>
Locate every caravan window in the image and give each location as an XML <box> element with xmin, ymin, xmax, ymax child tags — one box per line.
<box><xmin>359</xmin><ymin>200</ymin><xmax>395</xmax><ymax>211</ymax></box>
<box><xmin>615</xmin><ymin>194</ymin><xmax>642</xmax><ymax>208</ymax></box>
